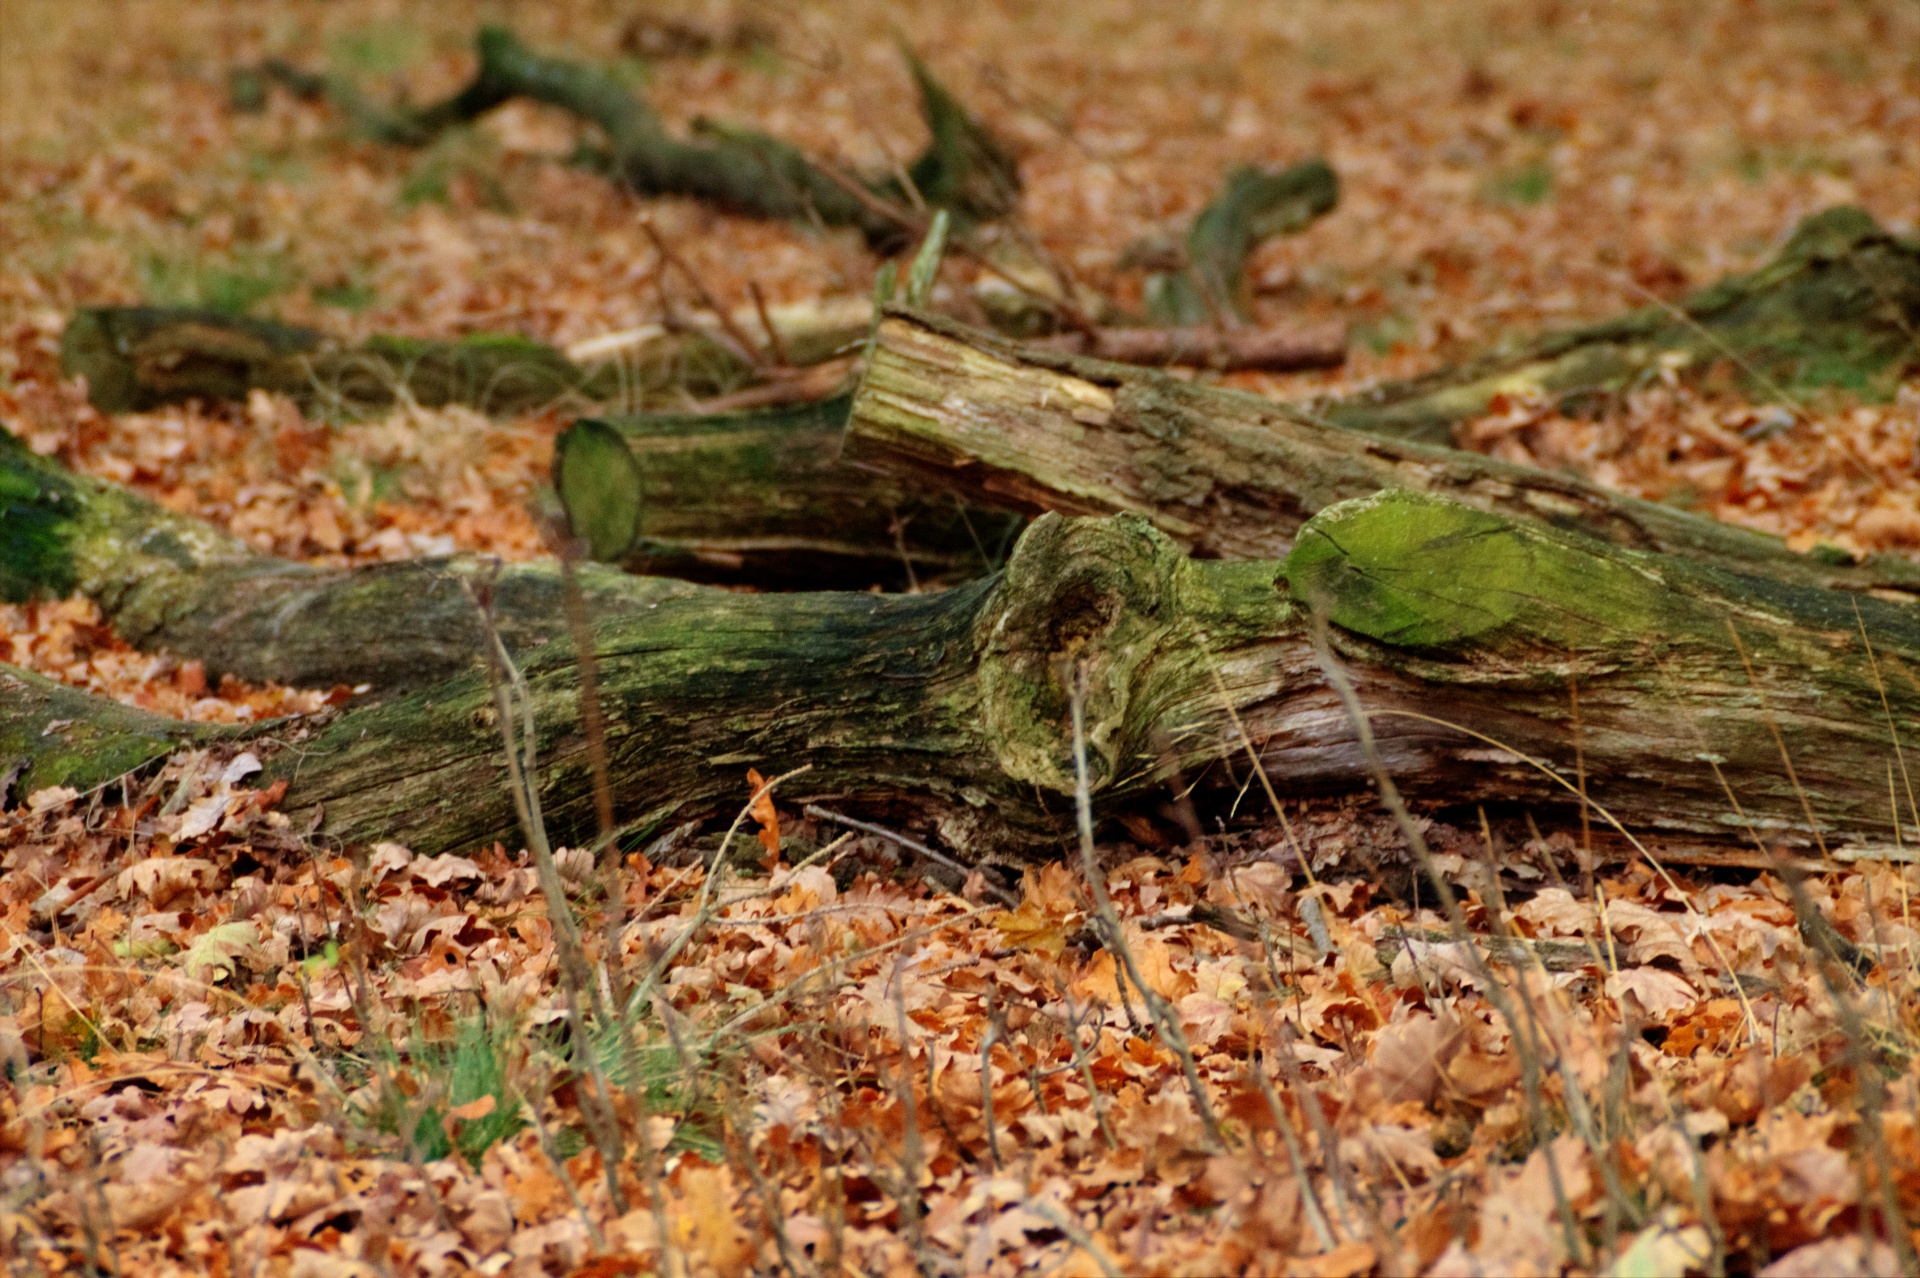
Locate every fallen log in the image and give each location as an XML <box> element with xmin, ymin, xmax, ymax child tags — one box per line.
<box><xmin>0</xmin><ymin>664</ymin><xmax>224</xmax><ymax>802</ymax></box>
<box><xmin>1323</xmin><ymin>206</ymin><xmax>1920</xmax><ymax>442</ymax></box>
<box><xmin>6</xmin><ymin>494</ymin><xmax>1915</xmax><ymax>870</ymax></box>
<box><xmin>235</xmin><ymin>29</ymin><xmax>1019</xmax><ymax>246</ymax></box>
<box><xmin>0</xmin><ymin>426</ymin><xmax>707</xmax><ymax>690</ymax></box>
<box><xmin>555</xmin><ymin>396</ymin><xmax>1022</xmax><ymax>589</ymax></box>
<box><xmin>62</xmin><ymin>295</ymin><xmax>1339</xmax><ymax>415</ymax></box>
<box><xmin>845</xmin><ymin>306</ymin><xmax>1920</xmax><ymax>597</ymax></box>
<box><xmin>59</xmin><ymin>305</ymin><xmax>762</xmax><ymax>416</ymax></box>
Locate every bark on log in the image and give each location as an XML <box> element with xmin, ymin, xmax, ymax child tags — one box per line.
<box><xmin>1322</xmin><ymin>206</ymin><xmax>1920</xmax><ymax>442</ymax></box>
<box><xmin>1028</xmin><ymin>323</ymin><xmax>1346</xmax><ymax>373</ymax></box>
<box><xmin>845</xmin><ymin>307</ymin><xmax>1920</xmax><ymax>597</ymax></box>
<box><xmin>0</xmin><ymin>426</ymin><xmax>707</xmax><ymax>690</ymax></box>
<box><xmin>7</xmin><ymin>495</ymin><xmax>1917</xmax><ymax>869</ymax></box>
<box><xmin>559</xmin><ymin>396</ymin><xmax>1023</xmax><ymax>589</ymax></box>
<box><xmin>0</xmin><ymin>664</ymin><xmax>221</xmax><ymax>802</ymax></box>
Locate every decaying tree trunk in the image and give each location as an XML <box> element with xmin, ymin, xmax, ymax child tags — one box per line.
<box><xmin>0</xmin><ymin>663</ymin><xmax>229</xmax><ymax>803</ymax></box>
<box><xmin>845</xmin><ymin>307</ymin><xmax>1920</xmax><ymax>596</ymax></box>
<box><xmin>59</xmin><ymin>305</ymin><xmax>836</xmax><ymax>416</ymax></box>
<box><xmin>559</xmin><ymin>396</ymin><xmax>1023</xmax><ymax>588</ymax></box>
<box><xmin>7</xmin><ymin>495</ymin><xmax>1916</xmax><ymax>869</ymax></box>
<box><xmin>0</xmin><ymin>426</ymin><xmax>708</xmax><ymax>690</ymax></box>
<box><xmin>60</xmin><ymin>306</ymin><xmax>605</xmax><ymax>416</ymax></box>
<box><xmin>1321</xmin><ymin>206</ymin><xmax>1920</xmax><ymax>442</ymax></box>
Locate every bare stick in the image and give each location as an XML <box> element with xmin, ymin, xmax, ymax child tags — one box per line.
<box><xmin>468</xmin><ymin>576</ymin><xmax>629</xmax><ymax>1215</ymax></box>
<box><xmin>747</xmin><ymin>281</ymin><xmax>793</xmax><ymax>367</ymax></box>
<box><xmin>1247</xmin><ymin>1045</ymin><xmax>1337</xmax><ymax>1252</ymax></box>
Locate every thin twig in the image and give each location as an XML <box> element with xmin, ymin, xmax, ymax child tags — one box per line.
<box><xmin>641</xmin><ymin>217</ymin><xmax>770</xmax><ymax>369</ymax></box>
<box><xmin>467</xmin><ymin>576</ymin><xmax>629</xmax><ymax>1215</ymax></box>
<box><xmin>747</xmin><ymin>281</ymin><xmax>793</xmax><ymax>367</ymax></box>
<box><xmin>1248</xmin><ymin>1046</ymin><xmax>1337</xmax><ymax>1251</ymax></box>
<box><xmin>1024</xmin><ymin>1200</ymin><xmax>1124</xmax><ymax>1278</ymax></box>
<box><xmin>804</xmin><ymin>805</ymin><xmax>1018</xmax><ymax>906</ymax></box>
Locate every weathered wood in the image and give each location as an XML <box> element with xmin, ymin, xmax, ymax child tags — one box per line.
<box><xmin>0</xmin><ymin>426</ymin><xmax>707</xmax><ymax>690</ymax></box>
<box><xmin>1028</xmin><ymin>323</ymin><xmax>1345</xmax><ymax>373</ymax></box>
<box><xmin>59</xmin><ymin>306</ymin><xmax>755</xmax><ymax>416</ymax></box>
<box><xmin>845</xmin><ymin>307</ymin><xmax>1920</xmax><ymax>597</ymax></box>
<box><xmin>567</xmin><ymin>396</ymin><xmax>1023</xmax><ymax>589</ymax></box>
<box><xmin>1323</xmin><ymin>206</ymin><xmax>1920</xmax><ymax>442</ymax></box>
<box><xmin>1143</xmin><ymin>159</ymin><xmax>1340</xmax><ymax>326</ymax></box>
<box><xmin>12</xmin><ymin>494</ymin><xmax>1916</xmax><ymax>871</ymax></box>
<box><xmin>0</xmin><ymin>664</ymin><xmax>220</xmax><ymax>803</ymax></box>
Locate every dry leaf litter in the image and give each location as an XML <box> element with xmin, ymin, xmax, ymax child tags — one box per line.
<box><xmin>3</xmin><ymin>1</ymin><xmax>1919</xmax><ymax>1274</ymax></box>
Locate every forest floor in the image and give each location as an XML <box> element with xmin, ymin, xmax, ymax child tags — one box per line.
<box><xmin>3</xmin><ymin>1</ymin><xmax>1920</xmax><ymax>1274</ymax></box>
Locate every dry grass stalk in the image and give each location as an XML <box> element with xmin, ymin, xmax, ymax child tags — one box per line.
<box><xmin>1303</xmin><ymin>610</ymin><xmax>1589</xmax><ymax>1268</ymax></box>
<box><xmin>1068</xmin><ymin>662</ymin><xmax>1226</xmax><ymax>1152</ymax></box>
<box><xmin>468</xmin><ymin>576</ymin><xmax>629</xmax><ymax>1215</ymax></box>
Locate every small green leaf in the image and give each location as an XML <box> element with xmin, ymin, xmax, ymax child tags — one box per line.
<box><xmin>871</xmin><ymin>260</ymin><xmax>899</xmax><ymax>309</ymax></box>
<box><xmin>553</xmin><ymin>420</ymin><xmax>644</xmax><ymax>562</ymax></box>
<box><xmin>905</xmin><ymin>209</ymin><xmax>951</xmax><ymax>307</ymax></box>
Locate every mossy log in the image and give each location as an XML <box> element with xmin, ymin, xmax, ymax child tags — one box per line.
<box><xmin>7</xmin><ymin>493</ymin><xmax>1918</xmax><ymax>870</ymax></box>
<box><xmin>61</xmin><ymin>307</ymin><xmax>596</xmax><ymax>416</ymax></box>
<box><xmin>845</xmin><ymin>307</ymin><xmax>1920</xmax><ymax>597</ymax></box>
<box><xmin>557</xmin><ymin>396</ymin><xmax>1023</xmax><ymax>589</ymax></box>
<box><xmin>0</xmin><ymin>664</ymin><xmax>230</xmax><ymax>802</ymax></box>
<box><xmin>59</xmin><ymin>306</ymin><xmax>764</xmax><ymax>416</ymax></box>
<box><xmin>1324</xmin><ymin>206</ymin><xmax>1920</xmax><ymax>442</ymax></box>
<box><xmin>0</xmin><ymin>426</ymin><xmax>708</xmax><ymax>690</ymax></box>
<box><xmin>238</xmin><ymin>28</ymin><xmax>1018</xmax><ymax>247</ymax></box>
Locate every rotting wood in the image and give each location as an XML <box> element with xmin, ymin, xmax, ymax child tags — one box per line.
<box><xmin>1141</xmin><ymin>159</ymin><xmax>1341</xmax><ymax>326</ymax></box>
<box><xmin>844</xmin><ymin>306</ymin><xmax>1920</xmax><ymax>596</ymax></box>
<box><xmin>0</xmin><ymin>425</ymin><xmax>708</xmax><ymax>690</ymax></box>
<box><xmin>560</xmin><ymin>395</ymin><xmax>1023</xmax><ymax>589</ymax></box>
<box><xmin>60</xmin><ymin>305</ymin><xmax>764</xmax><ymax>416</ymax></box>
<box><xmin>6</xmin><ymin>494</ymin><xmax>1916</xmax><ymax>872</ymax></box>
<box><xmin>1027</xmin><ymin>322</ymin><xmax>1346</xmax><ymax>373</ymax></box>
<box><xmin>1374</xmin><ymin>928</ymin><xmax>1598</xmax><ymax>976</ymax></box>
<box><xmin>61</xmin><ymin>294</ymin><xmax>1338</xmax><ymax>415</ymax></box>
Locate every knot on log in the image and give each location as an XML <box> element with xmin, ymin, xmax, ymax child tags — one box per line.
<box><xmin>976</xmin><ymin>512</ymin><xmax>1190</xmax><ymax>796</ymax></box>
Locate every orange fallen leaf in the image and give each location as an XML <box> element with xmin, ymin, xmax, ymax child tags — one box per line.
<box><xmin>446</xmin><ymin>1094</ymin><xmax>497</xmax><ymax>1122</ymax></box>
<box><xmin>995</xmin><ymin>898</ymin><xmax>1069</xmax><ymax>957</ymax></box>
<box><xmin>1288</xmin><ymin>1241</ymin><xmax>1376</xmax><ymax>1278</ymax></box>
<box><xmin>746</xmin><ymin>767</ymin><xmax>780</xmax><ymax>858</ymax></box>
<box><xmin>442</xmin><ymin>1093</ymin><xmax>498</xmax><ymax>1139</ymax></box>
